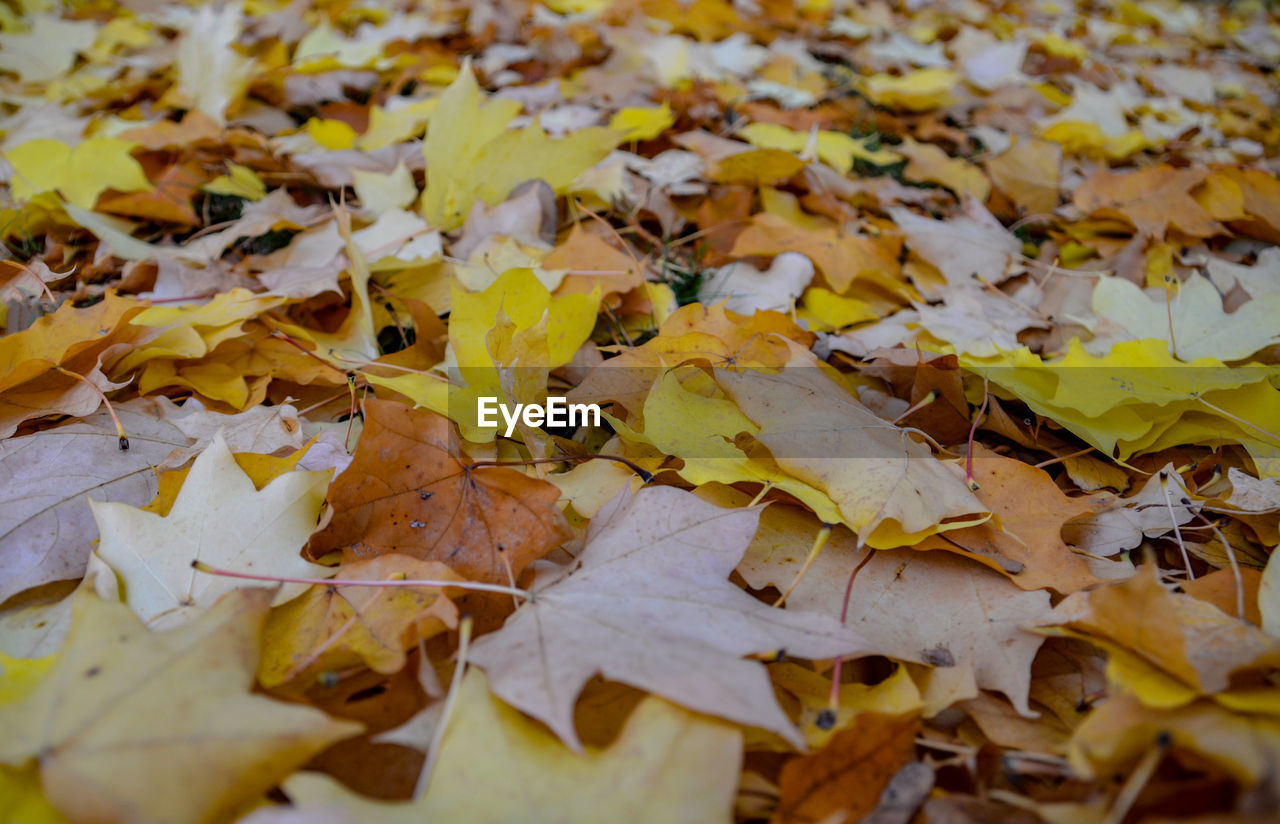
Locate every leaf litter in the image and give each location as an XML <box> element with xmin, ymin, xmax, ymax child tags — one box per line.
<box><xmin>1</xmin><ymin>0</ymin><xmax>1280</xmax><ymax>822</ymax></box>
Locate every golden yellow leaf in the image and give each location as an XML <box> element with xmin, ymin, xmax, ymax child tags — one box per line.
<box><xmin>0</xmin><ymin>588</ymin><xmax>359</xmax><ymax>824</ymax></box>
<box><xmin>281</xmin><ymin>669</ymin><xmax>742</xmax><ymax>823</ymax></box>
<box><xmin>5</xmin><ymin>138</ymin><xmax>150</xmax><ymax>209</ymax></box>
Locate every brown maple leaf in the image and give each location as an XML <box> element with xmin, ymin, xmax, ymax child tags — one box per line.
<box><xmin>1073</xmin><ymin>165</ymin><xmax>1224</xmax><ymax>239</ymax></box>
<box><xmin>304</xmin><ymin>399</ymin><xmax>570</xmax><ymax>583</ymax></box>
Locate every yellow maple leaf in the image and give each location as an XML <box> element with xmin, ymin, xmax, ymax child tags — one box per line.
<box><xmin>609</xmin><ymin>103</ymin><xmax>675</xmax><ymax>140</ymax></box>
<box><xmin>739</xmin><ymin>121</ymin><xmax>903</xmax><ymax>173</ymax></box>
<box><xmin>861</xmin><ymin>68</ymin><xmax>959</xmax><ymax>111</ymax></box>
<box><xmin>202</xmin><ymin>162</ymin><xmax>268</xmax><ymax>201</ymax></box>
<box><xmin>420</xmin><ymin>62</ymin><xmax>621</xmax><ymax>229</ymax></box>
<box><xmin>281</xmin><ymin>669</ymin><xmax>741</xmax><ymax>823</ymax></box>
<box><xmin>0</xmin><ymin>588</ymin><xmax>358</xmax><ymax>824</ymax></box>
<box><xmin>5</xmin><ymin>138</ymin><xmax>150</xmax><ymax>209</ymax></box>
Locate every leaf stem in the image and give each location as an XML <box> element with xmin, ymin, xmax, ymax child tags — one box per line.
<box><xmin>190</xmin><ymin>560</ymin><xmax>533</xmax><ymax>599</ymax></box>
<box><xmin>56</xmin><ymin>367</ymin><xmax>128</xmax><ymax>450</ymax></box>
<box><xmin>773</xmin><ymin>523</ymin><xmax>833</xmax><ymax>608</ymax></box>
<box><xmin>468</xmin><ymin>454</ymin><xmax>654</xmax><ymax>483</ymax></box>
<box><xmin>415</xmin><ymin>614</ymin><xmax>473</xmax><ymax>800</ymax></box>
<box><xmin>1158</xmin><ymin>470</ymin><xmax>1194</xmax><ymax>581</ymax></box>
<box><xmin>964</xmin><ymin>376</ymin><xmax>989</xmax><ymax>490</ymax></box>
<box><xmin>826</xmin><ymin>549</ymin><xmax>876</xmax><ymax>712</ymax></box>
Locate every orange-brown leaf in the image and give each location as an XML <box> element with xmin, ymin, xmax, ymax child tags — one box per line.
<box><xmin>773</xmin><ymin>713</ymin><xmax>920</xmax><ymax>824</ymax></box>
<box><xmin>304</xmin><ymin>400</ymin><xmax>570</xmax><ymax>583</ymax></box>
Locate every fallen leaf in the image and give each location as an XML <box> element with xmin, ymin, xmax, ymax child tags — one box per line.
<box><xmin>729</xmin><ymin>213</ymin><xmax>903</xmax><ymax>295</ymax></box>
<box><xmin>1052</xmin><ymin>564</ymin><xmax>1280</xmax><ymax>693</ymax></box>
<box><xmin>773</xmin><ymin>713</ymin><xmax>920</xmax><ymax>824</ymax></box>
<box><xmin>898</xmin><ymin>137</ymin><xmax>990</xmax><ymax>201</ymax></box>
<box><xmin>888</xmin><ymin>204</ymin><xmax>1021</xmax><ymax>288</ymax></box>
<box><xmin>259</xmin><ymin>554</ymin><xmax>459</xmax><ymax>689</ymax></box>
<box><xmin>1090</xmin><ymin>273</ymin><xmax>1280</xmax><ymax>362</ymax></box>
<box><xmin>909</xmin><ymin>445</ymin><xmax>1106</xmax><ymax>593</ymax></box>
<box><xmin>0</xmin><ymin>588</ymin><xmax>359</xmax><ymax>824</ymax></box>
<box><xmin>0</xmin><ymin>401</ymin><xmax>192</xmax><ymax>605</ymax></box>
<box><xmin>861</xmin><ymin>69</ymin><xmax>959</xmax><ymax>111</ymax></box>
<box><xmin>304</xmin><ymin>400</ymin><xmax>571</xmax><ymax>584</ymax></box>
<box><xmin>697</xmin><ymin>251</ymin><xmax>815</xmax><ymax>315</ymax></box>
<box><xmin>1070</xmin><ymin>692</ymin><xmax>1280</xmax><ymax>785</ymax></box>
<box><xmin>984</xmin><ymin>138</ymin><xmax>1062</xmax><ymax>215</ymax></box>
<box><xmin>1074</xmin><ymin>165</ymin><xmax>1223</xmax><ymax>239</ymax></box>
<box><xmin>469</xmin><ymin>486</ymin><xmax>879</xmax><ymax>749</ymax></box>
<box><xmin>4</xmin><ymin>138</ymin><xmax>150</xmax><ymax>208</ymax></box>
<box><xmin>91</xmin><ymin>432</ymin><xmax>332</xmax><ymax>628</ymax></box>
<box><xmin>277</xmin><ymin>669</ymin><xmax>742</xmax><ymax>823</ymax></box>
<box><xmin>716</xmin><ymin>366</ymin><xmax>989</xmax><ymax>547</ymax></box>
<box><xmin>738</xmin><ymin>504</ymin><xmax>1055</xmax><ymax>715</ymax></box>
<box><xmin>420</xmin><ymin>63</ymin><xmax>620</xmax><ymax>229</ymax></box>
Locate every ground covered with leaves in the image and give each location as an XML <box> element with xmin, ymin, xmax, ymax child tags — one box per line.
<box><xmin>2</xmin><ymin>0</ymin><xmax>1280</xmax><ymax>822</ymax></box>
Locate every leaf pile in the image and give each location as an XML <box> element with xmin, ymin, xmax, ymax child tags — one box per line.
<box><xmin>3</xmin><ymin>0</ymin><xmax>1280</xmax><ymax>822</ymax></box>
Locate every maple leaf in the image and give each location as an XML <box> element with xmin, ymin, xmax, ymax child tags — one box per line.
<box><xmin>420</xmin><ymin>63</ymin><xmax>620</xmax><ymax>230</ymax></box>
<box><xmin>960</xmin><ymin>340</ymin><xmax>1280</xmax><ymax>474</ymax></box>
<box><xmin>1052</xmin><ymin>564</ymin><xmax>1280</xmax><ymax>695</ymax></box>
<box><xmin>259</xmin><ymin>554</ymin><xmax>460</xmax><ymax>689</ymax></box>
<box><xmin>0</xmin><ymin>588</ymin><xmax>359</xmax><ymax>824</ymax></box>
<box><xmin>0</xmin><ymin>291</ymin><xmax>143</xmax><ymax>438</ymax></box>
<box><xmin>908</xmin><ymin>445</ymin><xmax>1108</xmax><ymax>593</ymax></box>
<box><xmin>773</xmin><ymin>713</ymin><xmax>920</xmax><ymax>824</ymax></box>
<box><xmin>738</xmin><ymin>504</ymin><xmax>1056</xmax><ymax>715</ymax></box>
<box><xmin>729</xmin><ymin>212</ymin><xmax>901</xmax><ymax>295</ymax></box>
<box><xmin>91</xmin><ymin>432</ymin><xmax>332</xmax><ymax>628</ymax></box>
<box><xmin>273</xmin><ymin>669</ymin><xmax>741</xmax><ymax>824</ymax></box>
<box><xmin>1073</xmin><ymin>165</ymin><xmax>1224</xmax><ymax>239</ymax></box>
<box><xmin>887</xmin><ymin>204</ymin><xmax>1022</xmax><ymax>288</ymax></box>
<box><xmin>715</xmin><ymin>366</ymin><xmax>989</xmax><ymax>547</ymax></box>
<box><xmin>4</xmin><ymin>138</ymin><xmax>151</xmax><ymax>209</ymax></box>
<box><xmin>0</xmin><ymin>401</ymin><xmax>195</xmax><ymax>604</ymax></box>
<box><xmin>985</xmin><ymin>138</ymin><xmax>1062</xmax><ymax>215</ymax></box>
<box><xmin>469</xmin><ymin>485</ymin><xmax>880</xmax><ymax>750</ymax></box>
<box><xmin>1070</xmin><ymin>693</ymin><xmax>1280</xmax><ymax>786</ymax></box>
<box><xmin>304</xmin><ymin>400</ymin><xmax>571</xmax><ymax>584</ymax></box>
<box><xmin>1090</xmin><ymin>273</ymin><xmax>1280</xmax><ymax>362</ymax></box>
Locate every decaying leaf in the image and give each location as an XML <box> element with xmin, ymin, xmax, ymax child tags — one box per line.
<box><xmin>0</xmin><ymin>588</ymin><xmax>359</xmax><ymax>824</ymax></box>
<box><xmin>304</xmin><ymin>400</ymin><xmax>570</xmax><ymax>584</ymax></box>
<box><xmin>470</xmin><ymin>486</ymin><xmax>879</xmax><ymax>749</ymax></box>
<box><xmin>259</xmin><ymin>554</ymin><xmax>460</xmax><ymax>689</ymax></box>
<box><xmin>738</xmin><ymin>504</ymin><xmax>1055</xmax><ymax>715</ymax></box>
<box><xmin>92</xmin><ymin>432</ymin><xmax>332</xmax><ymax>628</ymax></box>
<box><xmin>276</xmin><ymin>669</ymin><xmax>742</xmax><ymax>824</ymax></box>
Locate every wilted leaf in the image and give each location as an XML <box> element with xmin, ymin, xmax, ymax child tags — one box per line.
<box><xmin>470</xmin><ymin>486</ymin><xmax>879</xmax><ymax>749</ymax></box>
<box><xmin>92</xmin><ymin>433</ymin><xmax>332</xmax><ymax>628</ymax></box>
<box><xmin>0</xmin><ymin>588</ymin><xmax>359</xmax><ymax>824</ymax></box>
<box><xmin>304</xmin><ymin>400</ymin><xmax>570</xmax><ymax>584</ymax></box>
<box><xmin>278</xmin><ymin>669</ymin><xmax>742</xmax><ymax>823</ymax></box>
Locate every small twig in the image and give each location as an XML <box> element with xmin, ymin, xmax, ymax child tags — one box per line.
<box><xmin>747</xmin><ymin>482</ymin><xmax>773</xmax><ymax>507</ymax></box>
<box><xmin>1102</xmin><ymin>734</ymin><xmax>1169</xmax><ymax>824</ymax></box>
<box><xmin>827</xmin><ymin>549</ymin><xmax>876</xmax><ymax>712</ymax></box>
<box><xmin>1033</xmin><ymin>445</ymin><xmax>1096</xmax><ymax>470</ymax></box>
<box><xmin>270</xmin><ymin>328</ymin><xmax>351</xmax><ymax>379</ymax></box>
